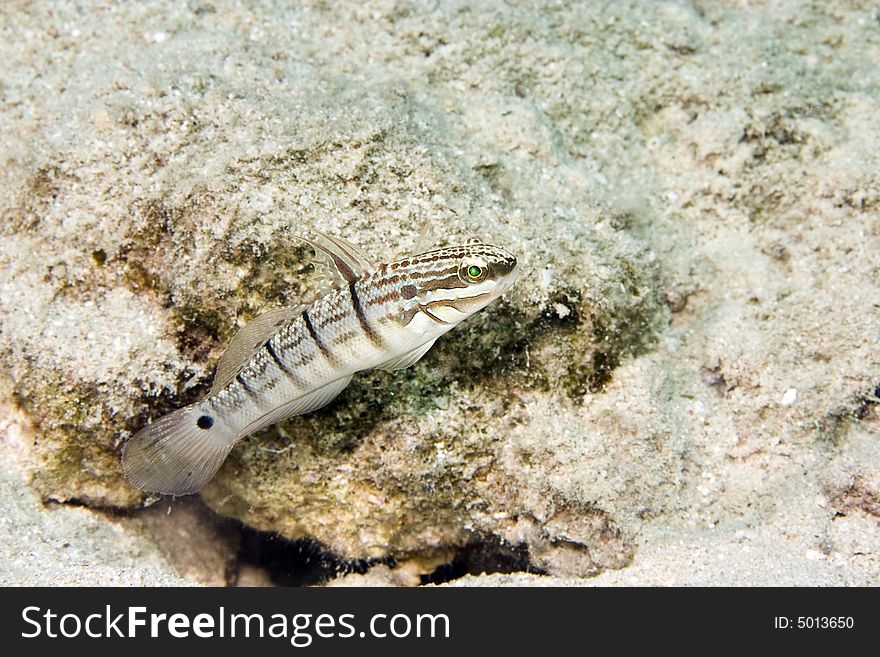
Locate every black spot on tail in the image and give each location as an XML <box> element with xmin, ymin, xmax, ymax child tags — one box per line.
<box><xmin>197</xmin><ymin>415</ymin><xmax>214</xmax><ymax>430</ymax></box>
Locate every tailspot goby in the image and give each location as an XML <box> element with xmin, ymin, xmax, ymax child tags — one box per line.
<box><xmin>122</xmin><ymin>232</ymin><xmax>519</xmax><ymax>495</ymax></box>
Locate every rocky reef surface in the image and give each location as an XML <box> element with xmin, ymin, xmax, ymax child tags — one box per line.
<box><xmin>1</xmin><ymin>0</ymin><xmax>877</xmax><ymax>585</ymax></box>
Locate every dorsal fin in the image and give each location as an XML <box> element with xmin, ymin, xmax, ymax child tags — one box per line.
<box><xmin>411</xmin><ymin>221</ymin><xmax>438</xmax><ymax>255</ymax></box>
<box><xmin>210</xmin><ymin>305</ymin><xmax>305</xmax><ymax>395</ymax></box>
<box><xmin>297</xmin><ymin>230</ymin><xmax>379</xmax><ymax>289</ymax></box>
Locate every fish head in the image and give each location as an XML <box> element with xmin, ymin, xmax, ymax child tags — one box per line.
<box><xmin>397</xmin><ymin>238</ymin><xmax>519</xmax><ymax>333</ymax></box>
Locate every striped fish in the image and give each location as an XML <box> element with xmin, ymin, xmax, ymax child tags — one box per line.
<box><xmin>122</xmin><ymin>232</ymin><xmax>519</xmax><ymax>495</ymax></box>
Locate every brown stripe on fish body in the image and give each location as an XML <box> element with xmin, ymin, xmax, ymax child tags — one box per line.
<box><xmin>425</xmin><ymin>290</ymin><xmax>494</xmax><ymax>314</ymax></box>
<box><xmin>308</xmin><ymin>288</ymin><xmax>372</xmax><ymax>363</ymax></box>
<box><xmin>408</xmin><ymin>265</ymin><xmax>459</xmax><ymax>280</ymax></box>
<box><xmin>263</xmin><ymin>338</ymin><xmax>308</xmax><ymax>388</ymax></box>
<box><xmin>358</xmin><ymin>268</ymin><xmax>403</xmax><ymax>306</ymax></box>
<box><xmin>356</xmin><ymin>270</ymin><xmax>410</xmax><ymax>327</ymax></box>
<box><xmin>300</xmin><ymin>284</ymin><xmax>391</xmax><ymax>363</ymax></box>
<box><xmin>375</xmin><ymin>252</ymin><xmax>460</xmax><ymax>290</ymax></box>
<box><xmin>235</xmin><ymin>372</ymin><xmax>259</xmax><ymax>399</ymax></box>
<box><xmin>363</xmin><ymin>258</ymin><xmax>462</xmax><ymax>307</ymax></box>
<box><xmin>307</xmin><ymin>293</ymin><xmax>350</xmax><ymax>333</ymax></box>
<box><xmin>206</xmin><ymin>382</ymin><xmax>246</xmax><ymax>413</ymax></box>
<box><xmin>364</xmin><ymin>288</ymin><xmax>400</xmax><ymax>308</ymax></box>
<box><xmin>270</xmin><ymin>321</ymin><xmax>310</xmax><ymax>364</ymax></box>
<box><xmin>272</xmin><ymin>321</ymin><xmax>311</xmax><ymax>364</ymax></box>
<box><xmin>379</xmin><ymin>263</ymin><xmax>458</xmax><ymax>286</ymax></box>
<box><xmin>348</xmin><ymin>281</ymin><xmax>386</xmax><ymax>349</ymax></box>
<box><xmin>243</xmin><ymin>359</ymin><xmax>282</xmax><ymax>396</ymax></box>
<box><xmin>418</xmin><ymin>272</ymin><xmax>469</xmax><ymax>293</ymax></box>
<box><xmin>263</xmin><ymin>339</ymin><xmax>289</xmax><ymax>374</ymax></box>
<box><xmin>330</xmin><ymin>328</ymin><xmax>362</xmax><ymax>348</ymax></box>
<box><xmin>302</xmin><ymin>308</ymin><xmax>338</xmax><ymax>365</ymax></box>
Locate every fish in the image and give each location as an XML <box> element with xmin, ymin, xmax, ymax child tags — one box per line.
<box><xmin>121</xmin><ymin>231</ymin><xmax>519</xmax><ymax>495</ymax></box>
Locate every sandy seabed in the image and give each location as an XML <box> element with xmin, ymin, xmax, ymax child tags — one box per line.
<box><xmin>1</xmin><ymin>1</ymin><xmax>878</xmax><ymax>586</ymax></box>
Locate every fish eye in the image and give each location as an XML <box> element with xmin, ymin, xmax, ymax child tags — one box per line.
<box><xmin>460</xmin><ymin>259</ymin><xmax>488</xmax><ymax>283</ymax></box>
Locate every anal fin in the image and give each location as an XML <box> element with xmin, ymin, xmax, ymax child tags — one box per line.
<box><xmin>237</xmin><ymin>375</ymin><xmax>353</xmax><ymax>438</ymax></box>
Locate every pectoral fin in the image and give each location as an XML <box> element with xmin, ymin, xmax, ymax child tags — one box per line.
<box><xmin>375</xmin><ymin>339</ymin><xmax>437</xmax><ymax>371</ymax></box>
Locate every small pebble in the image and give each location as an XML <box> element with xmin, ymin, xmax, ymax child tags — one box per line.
<box><xmin>805</xmin><ymin>549</ymin><xmax>825</xmax><ymax>561</ymax></box>
<box><xmin>663</xmin><ymin>288</ymin><xmax>689</xmax><ymax>313</ymax></box>
<box><xmin>553</xmin><ymin>302</ymin><xmax>571</xmax><ymax>319</ymax></box>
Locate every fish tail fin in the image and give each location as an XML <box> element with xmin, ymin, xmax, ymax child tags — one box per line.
<box><xmin>122</xmin><ymin>404</ymin><xmax>235</xmax><ymax>496</ymax></box>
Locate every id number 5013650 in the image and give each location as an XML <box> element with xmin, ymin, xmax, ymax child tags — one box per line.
<box><xmin>774</xmin><ymin>617</ymin><xmax>854</xmax><ymax>629</ymax></box>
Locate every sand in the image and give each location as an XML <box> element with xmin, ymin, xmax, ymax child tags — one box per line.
<box><xmin>0</xmin><ymin>0</ymin><xmax>877</xmax><ymax>585</ymax></box>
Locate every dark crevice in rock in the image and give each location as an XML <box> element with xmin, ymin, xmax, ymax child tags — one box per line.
<box><xmin>59</xmin><ymin>488</ymin><xmax>547</xmax><ymax>585</ymax></box>
<box><xmin>56</xmin><ymin>494</ymin><xmax>391</xmax><ymax>586</ymax></box>
<box><xmin>235</xmin><ymin>527</ymin><xmax>390</xmax><ymax>587</ymax></box>
<box><xmin>420</xmin><ymin>536</ymin><xmax>544</xmax><ymax>585</ymax></box>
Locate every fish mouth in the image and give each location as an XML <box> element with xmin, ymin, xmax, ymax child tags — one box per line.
<box><xmin>495</xmin><ymin>261</ymin><xmax>519</xmax><ymax>295</ymax></box>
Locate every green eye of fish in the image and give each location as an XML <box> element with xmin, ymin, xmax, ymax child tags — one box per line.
<box><xmin>467</xmin><ymin>265</ymin><xmax>483</xmax><ymax>279</ymax></box>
